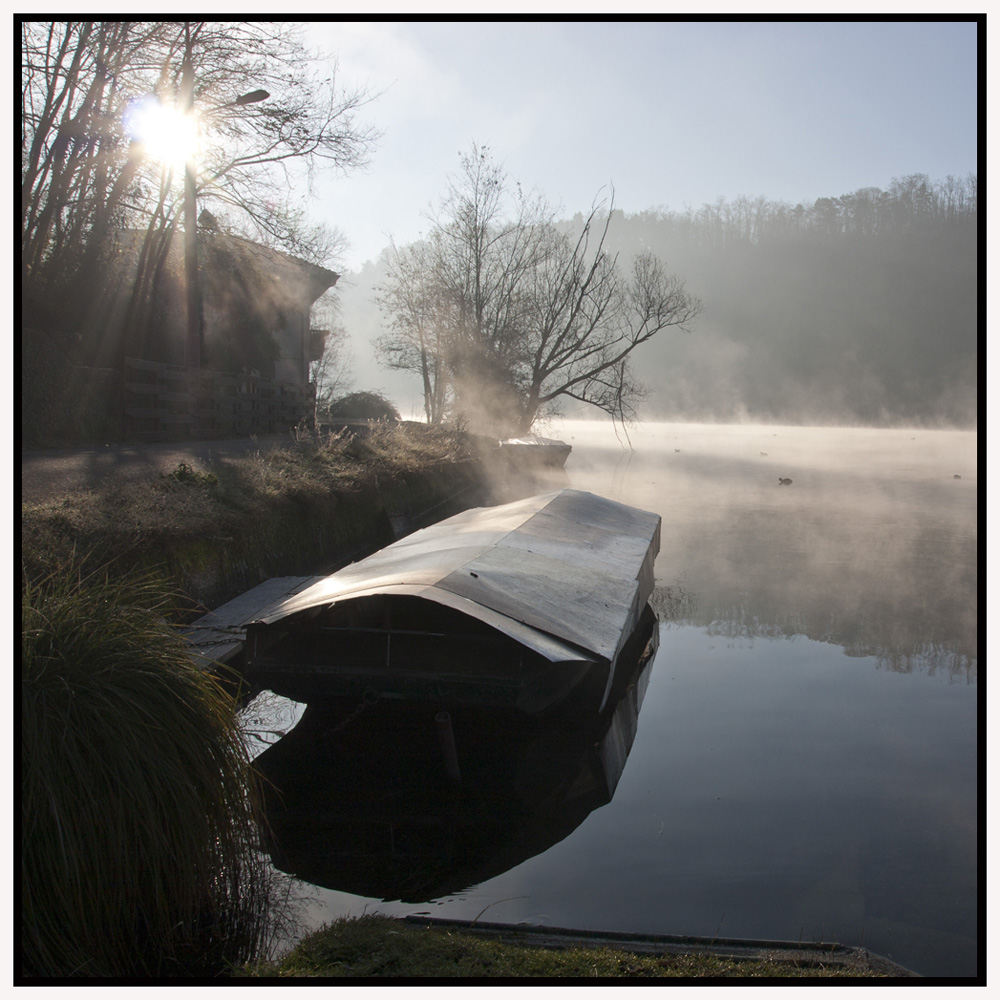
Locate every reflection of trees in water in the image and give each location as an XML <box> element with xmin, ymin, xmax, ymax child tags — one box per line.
<box><xmin>843</xmin><ymin>613</ymin><xmax>976</xmax><ymax>682</ymax></box>
<box><xmin>239</xmin><ymin>689</ymin><xmax>306</xmax><ymax>759</ymax></box>
<box><xmin>582</xmin><ymin>426</ymin><xmax>977</xmax><ymax>683</ymax></box>
<box><xmin>650</xmin><ymin>584</ymin><xmax>977</xmax><ymax>682</ymax></box>
<box><xmin>648</xmin><ymin>584</ymin><xmax>695</xmax><ymax>624</ymax></box>
<box><xmin>260</xmin><ymin>868</ymin><xmax>318</xmax><ymax>962</ymax></box>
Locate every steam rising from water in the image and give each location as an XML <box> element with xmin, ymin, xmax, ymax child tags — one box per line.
<box><xmin>546</xmin><ymin>420</ymin><xmax>977</xmax><ymax>678</ymax></box>
<box><xmin>242</xmin><ymin>418</ymin><xmax>977</xmax><ymax>975</ymax></box>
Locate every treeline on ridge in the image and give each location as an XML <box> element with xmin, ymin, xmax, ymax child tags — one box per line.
<box><xmin>345</xmin><ymin>172</ymin><xmax>976</xmax><ymax>428</ymax></box>
<box><xmin>574</xmin><ymin>173</ymin><xmax>977</xmax><ymax>426</ymax></box>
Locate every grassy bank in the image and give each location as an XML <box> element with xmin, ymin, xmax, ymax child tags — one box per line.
<box><xmin>21</xmin><ymin>422</ymin><xmax>486</xmax><ymax>612</ymax></box>
<box><xmin>20</xmin><ymin>422</ymin><xmax>490</xmax><ymax>978</ymax></box>
<box><xmin>242</xmin><ymin>915</ymin><xmax>888</xmax><ymax>979</ymax></box>
<box><xmin>21</xmin><ymin>567</ymin><xmax>272</xmax><ymax>977</ymax></box>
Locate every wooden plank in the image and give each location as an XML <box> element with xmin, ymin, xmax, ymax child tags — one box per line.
<box><xmin>398</xmin><ymin>918</ymin><xmax>918</xmax><ymax>976</ymax></box>
<box><xmin>125</xmin><ymin>356</ymin><xmax>172</xmax><ymax>372</ymax></box>
<box><xmin>184</xmin><ymin>575</ymin><xmax>323</xmax><ymax>667</ymax></box>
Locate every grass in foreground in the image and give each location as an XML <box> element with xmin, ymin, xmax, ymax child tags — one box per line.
<box><xmin>21</xmin><ymin>565</ymin><xmax>273</xmax><ymax>977</ymax></box>
<box><xmin>243</xmin><ymin>915</ymin><xmax>886</xmax><ymax>979</ymax></box>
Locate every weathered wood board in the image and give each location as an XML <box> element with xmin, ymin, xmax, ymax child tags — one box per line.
<box><xmin>183</xmin><ymin>575</ymin><xmax>322</xmax><ymax>667</ymax></box>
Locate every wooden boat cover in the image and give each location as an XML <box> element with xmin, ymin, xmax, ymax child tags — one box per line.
<box><xmin>255</xmin><ymin>489</ymin><xmax>660</xmax><ymax>700</ymax></box>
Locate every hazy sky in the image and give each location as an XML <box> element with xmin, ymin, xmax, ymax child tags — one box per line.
<box><xmin>301</xmin><ymin>20</ymin><xmax>979</xmax><ymax>271</ymax></box>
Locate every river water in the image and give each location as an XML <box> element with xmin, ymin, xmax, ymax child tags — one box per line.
<box><xmin>241</xmin><ymin>421</ymin><xmax>978</xmax><ymax>978</ymax></box>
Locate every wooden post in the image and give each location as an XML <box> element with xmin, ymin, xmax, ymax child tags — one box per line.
<box><xmin>435</xmin><ymin>712</ymin><xmax>461</xmax><ymax>784</ymax></box>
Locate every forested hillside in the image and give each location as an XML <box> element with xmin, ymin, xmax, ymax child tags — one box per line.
<box><xmin>342</xmin><ymin>173</ymin><xmax>976</xmax><ymax>427</ymax></box>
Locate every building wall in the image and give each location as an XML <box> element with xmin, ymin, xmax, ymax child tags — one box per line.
<box><xmin>273</xmin><ymin>307</ymin><xmax>310</xmax><ymax>385</ymax></box>
<box><xmin>113</xmin><ymin>230</ymin><xmax>335</xmax><ymax>387</ymax></box>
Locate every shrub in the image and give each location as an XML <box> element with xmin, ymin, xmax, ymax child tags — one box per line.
<box><xmin>324</xmin><ymin>391</ymin><xmax>400</xmax><ymax>422</ymax></box>
<box><xmin>21</xmin><ymin>564</ymin><xmax>271</xmax><ymax>977</ymax></box>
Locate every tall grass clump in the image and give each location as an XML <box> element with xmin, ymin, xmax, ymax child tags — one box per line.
<box><xmin>21</xmin><ymin>563</ymin><xmax>272</xmax><ymax>977</ymax></box>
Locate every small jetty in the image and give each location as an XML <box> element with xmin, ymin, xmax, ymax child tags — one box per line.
<box><xmin>183</xmin><ymin>575</ymin><xmax>326</xmax><ymax>670</ymax></box>
<box><xmin>243</xmin><ymin>489</ymin><xmax>660</xmax><ymax>714</ymax></box>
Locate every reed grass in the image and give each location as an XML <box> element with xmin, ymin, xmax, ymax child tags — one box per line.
<box><xmin>21</xmin><ymin>563</ymin><xmax>272</xmax><ymax>977</ymax></box>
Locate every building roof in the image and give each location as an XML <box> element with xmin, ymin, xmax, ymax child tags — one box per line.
<box><xmin>205</xmin><ymin>233</ymin><xmax>339</xmax><ymax>306</ymax></box>
<box><xmin>112</xmin><ymin>227</ymin><xmax>339</xmax><ymax>309</ymax></box>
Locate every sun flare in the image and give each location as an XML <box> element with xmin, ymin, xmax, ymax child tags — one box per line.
<box><xmin>123</xmin><ymin>95</ymin><xmax>199</xmax><ymax>170</ymax></box>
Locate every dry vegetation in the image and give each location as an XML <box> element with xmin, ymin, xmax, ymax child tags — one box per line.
<box><xmin>20</xmin><ymin>422</ymin><xmax>487</xmax><ymax>977</ymax></box>
<box><xmin>21</xmin><ymin>567</ymin><xmax>272</xmax><ymax>976</ymax></box>
<box><xmin>21</xmin><ymin>422</ymin><xmax>483</xmax><ymax>590</ymax></box>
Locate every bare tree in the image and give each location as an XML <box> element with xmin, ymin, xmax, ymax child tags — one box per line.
<box><xmin>376</xmin><ymin>145</ymin><xmax>700</xmax><ymax>435</ymax></box>
<box><xmin>518</xmin><ymin>213</ymin><xmax>701</xmax><ymax>431</ymax></box>
<box><xmin>309</xmin><ymin>288</ymin><xmax>355</xmax><ymax>413</ymax></box>
<box><xmin>21</xmin><ymin>20</ymin><xmax>379</xmax><ymax>324</ymax></box>
<box><xmin>21</xmin><ymin>22</ymin><xmax>169</xmax><ymax>292</ymax></box>
<box><xmin>374</xmin><ymin>240</ymin><xmax>452</xmax><ymax>424</ymax></box>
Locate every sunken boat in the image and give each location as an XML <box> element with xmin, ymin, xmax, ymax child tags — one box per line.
<box><xmin>244</xmin><ymin>488</ymin><xmax>660</xmax><ymax>715</ymax></box>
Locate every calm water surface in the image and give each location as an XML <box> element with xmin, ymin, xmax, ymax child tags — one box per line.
<box><xmin>242</xmin><ymin>422</ymin><xmax>978</xmax><ymax>977</ymax></box>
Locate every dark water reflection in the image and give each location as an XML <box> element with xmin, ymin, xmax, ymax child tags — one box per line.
<box><xmin>241</xmin><ymin>423</ymin><xmax>977</xmax><ymax>978</ymax></box>
<box><xmin>254</xmin><ymin>609</ymin><xmax>657</xmax><ymax>904</ymax></box>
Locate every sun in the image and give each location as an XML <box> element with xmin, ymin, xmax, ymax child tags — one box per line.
<box><xmin>123</xmin><ymin>95</ymin><xmax>199</xmax><ymax>171</ymax></box>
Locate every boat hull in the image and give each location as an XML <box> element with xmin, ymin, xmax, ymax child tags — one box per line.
<box><xmin>496</xmin><ymin>435</ymin><xmax>573</xmax><ymax>470</ymax></box>
<box><xmin>255</xmin><ymin>606</ymin><xmax>660</xmax><ymax>900</ymax></box>
<box><xmin>245</xmin><ymin>489</ymin><xmax>660</xmax><ymax>713</ymax></box>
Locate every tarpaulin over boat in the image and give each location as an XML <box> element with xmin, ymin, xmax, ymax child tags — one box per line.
<box><xmin>247</xmin><ymin>489</ymin><xmax>660</xmax><ymax>711</ymax></box>
<box><xmin>495</xmin><ymin>435</ymin><xmax>572</xmax><ymax>469</ymax></box>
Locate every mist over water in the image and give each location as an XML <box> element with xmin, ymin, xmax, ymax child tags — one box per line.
<box><xmin>247</xmin><ymin>421</ymin><xmax>977</xmax><ymax>977</ymax></box>
<box><xmin>541</xmin><ymin>421</ymin><xmax>976</xmax><ymax>976</ymax></box>
<box><xmin>555</xmin><ymin>420</ymin><xmax>977</xmax><ymax>679</ymax></box>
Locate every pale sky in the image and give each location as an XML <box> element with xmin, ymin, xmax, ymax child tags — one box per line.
<box><xmin>300</xmin><ymin>19</ymin><xmax>979</xmax><ymax>272</ymax></box>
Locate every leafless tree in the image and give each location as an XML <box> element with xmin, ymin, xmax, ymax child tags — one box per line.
<box><xmin>517</xmin><ymin>214</ymin><xmax>701</xmax><ymax>432</ymax></box>
<box><xmin>309</xmin><ymin>288</ymin><xmax>355</xmax><ymax>412</ymax></box>
<box><xmin>376</xmin><ymin>145</ymin><xmax>700</xmax><ymax>435</ymax></box>
<box><xmin>374</xmin><ymin>240</ymin><xmax>452</xmax><ymax>424</ymax></box>
<box><xmin>21</xmin><ymin>20</ymin><xmax>378</xmax><ymax>325</ymax></box>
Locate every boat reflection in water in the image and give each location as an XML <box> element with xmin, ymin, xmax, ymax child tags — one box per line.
<box><xmin>255</xmin><ymin>606</ymin><xmax>658</xmax><ymax>903</ymax></box>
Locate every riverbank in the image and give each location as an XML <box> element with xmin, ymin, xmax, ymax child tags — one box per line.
<box><xmin>20</xmin><ymin>422</ymin><xmax>496</xmax><ymax>978</ymax></box>
<box><xmin>20</xmin><ymin>424</ymin><xmax>923</xmax><ymax>980</ymax></box>
<box><xmin>239</xmin><ymin>914</ymin><xmax>905</xmax><ymax>979</ymax></box>
<box><xmin>20</xmin><ymin>432</ymin><xmax>299</xmax><ymax>504</ymax></box>
<box><xmin>21</xmin><ymin>422</ymin><xmax>493</xmax><ymax>615</ymax></box>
